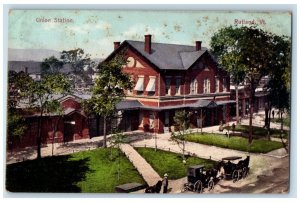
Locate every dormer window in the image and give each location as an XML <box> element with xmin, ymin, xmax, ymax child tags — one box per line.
<box><xmin>223</xmin><ymin>78</ymin><xmax>227</xmax><ymax>92</ymax></box>
<box><xmin>190</xmin><ymin>79</ymin><xmax>198</xmax><ymax>95</ymax></box>
<box><xmin>215</xmin><ymin>77</ymin><xmax>219</xmax><ymax>93</ymax></box>
<box><xmin>203</xmin><ymin>78</ymin><xmax>210</xmax><ymax>94</ymax></box>
<box><xmin>165</xmin><ymin>78</ymin><xmax>171</xmax><ymax>96</ymax></box>
<box><xmin>175</xmin><ymin>78</ymin><xmax>181</xmax><ymax>95</ymax></box>
<box><xmin>134</xmin><ymin>76</ymin><xmax>144</xmax><ymax>93</ymax></box>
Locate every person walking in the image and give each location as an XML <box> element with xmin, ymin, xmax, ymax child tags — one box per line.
<box><xmin>162</xmin><ymin>173</ymin><xmax>169</xmax><ymax>193</ymax></box>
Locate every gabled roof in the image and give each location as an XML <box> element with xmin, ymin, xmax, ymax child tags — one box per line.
<box><xmin>121</xmin><ymin>40</ymin><xmax>208</xmax><ymax>70</ymax></box>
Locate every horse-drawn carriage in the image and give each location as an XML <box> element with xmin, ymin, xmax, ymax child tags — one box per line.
<box><xmin>220</xmin><ymin>156</ymin><xmax>250</xmax><ymax>183</ymax></box>
<box><xmin>181</xmin><ymin>165</ymin><xmax>218</xmax><ymax>193</ymax></box>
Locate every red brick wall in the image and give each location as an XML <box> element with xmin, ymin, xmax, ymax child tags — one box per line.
<box><xmin>9</xmin><ymin>112</ymin><xmax>90</xmax><ymax>150</ymax></box>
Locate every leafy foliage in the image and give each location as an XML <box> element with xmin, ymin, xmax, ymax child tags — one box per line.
<box><xmin>170</xmin><ymin>110</ymin><xmax>192</xmax><ymax>160</ymax></box>
<box><xmin>82</xmin><ymin>52</ymin><xmax>133</xmax><ymax>147</ymax></box>
<box><xmin>41</xmin><ymin>56</ymin><xmax>64</xmax><ymax>75</ymax></box>
<box><xmin>60</xmin><ymin>48</ymin><xmax>95</xmax><ymax>83</ymax></box>
<box><xmin>7</xmin><ymin>71</ymin><xmax>34</xmax><ymax>149</ymax></box>
<box><xmin>210</xmin><ymin>26</ymin><xmax>291</xmax><ymax>143</ymax></box>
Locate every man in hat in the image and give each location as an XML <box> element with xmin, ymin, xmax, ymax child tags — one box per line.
<box><xmin>162</xmin><ymin>173</ymin><xmax>169</xmax><ymax>193</ymax></box>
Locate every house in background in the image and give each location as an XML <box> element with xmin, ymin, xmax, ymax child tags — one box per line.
<box><xmin>104</xmin><ymin>35</ymin><xmax>235</xmax><ymax>134</ymax></box>
<box><xmin>230</xmin><ymin>76</ymin><xmax>269</xmax><ymax>119</ymax></box>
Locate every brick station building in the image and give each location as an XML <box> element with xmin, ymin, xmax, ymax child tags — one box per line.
<box><xmin>8</xmin><ymin>35</ymin><xmax>237</xmax><ymax>150</ymax></box>
<box><xmin>106</xmin><ymin>35</ymin><xmax>235</xmax><ymax>134</ymax></box>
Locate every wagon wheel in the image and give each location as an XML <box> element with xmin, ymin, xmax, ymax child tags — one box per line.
<box><xmin>242</xmin><ymin>167</ymin><xmax>249</xmax><ymax>178</ymax></box>
<box><xmin>238</xmin><ymin>169</ymin><xmax>243</xmax><ymax>181</ymax></box>
<box><xmin>232</xmin><ymin>170</ymin><xmax>239</xmax><ymax>183</ymax></box>
<box><xmin>194</xmin><ymin>180</ymin><xmax>203</xmax><ymax>193</ymax></box>
<box><xmin>208</xmin><ymin>178</ymin><xmax>215</xmax><ymax>191</ymax></box>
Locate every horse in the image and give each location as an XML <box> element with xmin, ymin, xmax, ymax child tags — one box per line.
<box><xmin>145</xmin><ymin>180</ymin><xmax>162</xmax><ymax>193</ymax></box>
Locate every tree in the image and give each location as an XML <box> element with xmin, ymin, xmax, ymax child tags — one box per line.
<box><xmin>29</xmin><ymin>74</ymin><xmax>71</xmax><ymax>159</ymax></box>
<box><xmin>7</xmin><ymin>71</ymin><xmax>33</xmax><ymax>150</ymax></box>
<box><xmin>170</xmin><ymin>110</ymin><xmax>191</xmax><ymax>161</ymax></box>
<box><xmin>109</xmin><ymin>131</ymin><xmax>127</xmax><ymax>181</ymax></box>
<box><xmin>266</xmin><ymin>35</ymin><xmax>291</xmax><ymax>150</ymax></box>
<box><xmin>210</xmin><ymin>26</ymin><xmax>276</xmax><ymax>143</ymax></box>
<box><xmin>60</xmin><ymin>48</ymin><xmax>95</xmax><ymax>86</ymax></box>
<box><xmin>45</xmin><ymin>100</ymin><xmax>64</xmax><ymax>156</ymax></box>
<box><xmin>210</xmin><ymin>26</ymin><xmax>247</xmax><ymax>124</ymax></box>
<box><xmin>41</xmin><ymin>56</ymin><xmax>64</xmax><ymax>75</ymax></box>
<box><xmin>83</xmin><ymin>52</ymin><xmax>133</xmax><ymax>148</ymax></box>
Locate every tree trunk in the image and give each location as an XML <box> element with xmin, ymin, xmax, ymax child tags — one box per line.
<box><xmin>235</xmin><ymin>84</ymin><xmax>240</xmax><ymax>124</ymax></box>
<box><xmin>37</xmin><ymin>110</ymin><xmax>43</xmax><ymax>159</ymax></box>
<box><xmin>52</xmin><ymin>116</ymin><xmax>61</xmax><ymax>156</ymax></box>
<box><xmin>267</xmin><ymin>107</ymin><xmax>271</xmax><ymax>140</ymax></box>
<box><xmin>103</xmin><ymin>116</ymin><xmax>107</xmax><ymax>148</ymax></box>
<box><xmin>248</xmin><ymin>86</ymin><xmax>254</xmax><ymax>144</ymax></box>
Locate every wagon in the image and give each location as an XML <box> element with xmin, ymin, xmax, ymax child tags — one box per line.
<box><xmin>220</xmin><ymin>156</ymin><xmax>250</xmax><ymax>183</ymax></box>
<box><xmin>181</xmin><ymin>165</ymin><xmax>216</xmax><ymax>193</ymax></box>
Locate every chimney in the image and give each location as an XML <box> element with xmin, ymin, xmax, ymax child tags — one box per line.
<box><xmin>25</xmin><ymin>67</ymin><xmax>28</xmax><ymax>74</ymax></box>
<box><xmin>195</xmin><ymin>41</ymin><xmax>202</xmax><ymax>51</ymax></box>
<box><xmin>114</xmin><ymin>42</ymin><xmax>120</xmax><ymax>50</ymax></box>
<box><xmin>144</xmin><ymin>34</ymin><xmax>152</xmax><ymax>54</ymax></box>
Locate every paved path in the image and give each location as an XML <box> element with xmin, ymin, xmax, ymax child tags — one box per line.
<box><xmin>120</xmin><ymin>144</ymin><xmax>161</xmax><ymax>186</ymax></box>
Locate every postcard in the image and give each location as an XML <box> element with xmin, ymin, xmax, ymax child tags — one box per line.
<box><xmin>6</xmin><ymin>10</ymin><xmax>291</xmax><ymax>194</ymax></box>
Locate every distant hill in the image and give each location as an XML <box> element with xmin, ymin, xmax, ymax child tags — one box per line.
<box><xmin>8</xmin><ymin>48</ymin><xmax>103</xmax><ymax>63</ymax></box>
<box><xmin>8</xmin><ymin>48</ymin><xmax>61</xmax><ymax>62</ymax></box>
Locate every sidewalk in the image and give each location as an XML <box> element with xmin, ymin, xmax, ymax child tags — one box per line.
<box><xmin>120</xmin><ymin>144</ymin><xmax>161</xmax><ymax>186</ymax></box>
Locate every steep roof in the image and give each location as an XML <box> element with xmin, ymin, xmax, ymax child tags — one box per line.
<box><xmin>124</xmin><ymin>40</ymin><xmax>208</xmax><ymax>70</ymax></box>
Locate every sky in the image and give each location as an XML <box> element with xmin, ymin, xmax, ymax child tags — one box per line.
<box><xmin>8</xmin><ymin>10</ymin><xmax>291</xmax><ymax>59</ymax></box>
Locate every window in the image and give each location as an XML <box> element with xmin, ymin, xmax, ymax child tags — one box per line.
<box><xmin>215</xmin><ymin>77</ymin><xmax>219</xmax><ymax>93</ymax></box>
<box><xmin>190</xmin><ymin>79</ymin><xmax>198</xmax><ymax>95</ymax></box>
<box><xmin>165</xmin><ymin>78</ymin><xmax>171</xmax><ymax>95</ymax></box>
<box><xmin>203</xmin><ymin>78</ymin><xmax>210</xmax><ymax>94</ymax></box>
<box><xmin>146</xmin><ymin>76</ymin><xmax>156</xmax><ymax>92</ymax></box>
<box><xmin>223</xmin><ymin>78</ymin><xmax>227</xmax><ymax>92</ymax></box>
<box><xmin>134</xmin><ymin>76</ymin><xmax>144</xmax><ymax>92</ymax></box>
<box><xmin>175</xmin><ymin>78</ymin><xmax>181</xmax><ymax>95</ymax></box>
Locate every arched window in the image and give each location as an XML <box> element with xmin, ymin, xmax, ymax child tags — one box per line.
<box><xmin>190</xmin><ymin>79</ymin><xmax>198</xmax><ymax>95</ymax></box>
<box><xmin>203</xmin><ymin>78</ymin><xmax>210</xmax><ymax>94</ymax></box>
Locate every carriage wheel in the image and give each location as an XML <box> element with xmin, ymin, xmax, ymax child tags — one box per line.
<box><xmin>232</xmin><ymin>170</ymin><xmax>239</xmax><ymax>183</ymax></box>
<box><xmin>238</xmin><ymin>169</ymin><xmax>243</xmax><ymax>181</ymax></box>
<box><xmin>194</xmin><ymin>180</ymin><xmax>203</xmax><ymax>193</ymax></box>
<box><xmin>208</xmin><ymin>179</ymin><xmax>215</xmax><ymax>191</ymax></box>
<box><xmin>242</xmin><ymin>167</ymin><xmax>249</xmax><ymax>178</ymax></box>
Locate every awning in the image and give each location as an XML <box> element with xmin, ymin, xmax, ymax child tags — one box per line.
<box><xmin>145</xmin><ymin>77</ymin><xmax>156</xmax><ymax>91</ymax></box>
<box><xmin>190</xmin><ymin>100</ymin><xmax>217</xmax><ymax>108</ymax></box>
<box><xmin>134</xmin><ymin>77</ymin><xmax>144</xmax><ymax>91</ymax></box>
<box><xmin>216</xmin><ymin>100</ymin><xmax>236</xmax><ymax>105</ymax></box>
<box><xmin>116</xmin><ymin>100</ymin><xmax>143</xmax><ymax>110</ymax></box>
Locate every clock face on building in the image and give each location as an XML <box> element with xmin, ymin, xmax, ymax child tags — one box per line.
<box><xmin>127</xmin><ymin>57</ymin><xmax>135</xmax><ymax>67</ymax></box>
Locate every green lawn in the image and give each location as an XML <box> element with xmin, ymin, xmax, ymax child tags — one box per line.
<box><xmin>185</xmin><ymin>133</ymin><xmax>283</xmax><ymax>153</ymax></box>
<box><xmin>135</xmin><ymin>147</ymin><xmax>216</xmax><ymax>180</ymax></box>
<box><xmin>224</xmin><ymin>124</ymin><xmax>289</xmax><ymax>139</ymax></box>
<box><xmin>272</xmin><ymin>117</ymin><xmax>290</xmax><ymax>127</ymax></box>
<box><xmin>6</xmin><ymin>148</ymin><xmax>145</xmax><ymax>193</ymax></box>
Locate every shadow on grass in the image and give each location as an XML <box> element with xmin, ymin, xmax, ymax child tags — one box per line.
<box><xmin>6</xmin><ymin>155</ymin><xmax>91</xmax><ymax>193</ymax></box>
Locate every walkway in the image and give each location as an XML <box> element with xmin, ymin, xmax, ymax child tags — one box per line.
<box><xmin>120</xmin><ymin>144</ymin><xmax>161</xmax><ymax>186</ymax></box>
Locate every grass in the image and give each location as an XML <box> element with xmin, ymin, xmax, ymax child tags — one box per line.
<box><xmin>185</xmin><ymin>133</ymin><xmax>284</xmax><ymax>153</ymax></box>
<box><xmin>224</xmin><ymin>124</ymin><xmax>289</xmax><ymax>139</ymax></box>
<box><xmin>135</xmin><ymin>147</ymin><xmax>216</xmax><ymax>180</ymax></box>
<box><xmin>6</xmin><ymin>148</ymin><xmax>145</xmax><ymax>193</ymax></box>
<box><xmin>272</xmin><ymin>117</ymin><xmax>290</xmax><ymax>127</ymax></box>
